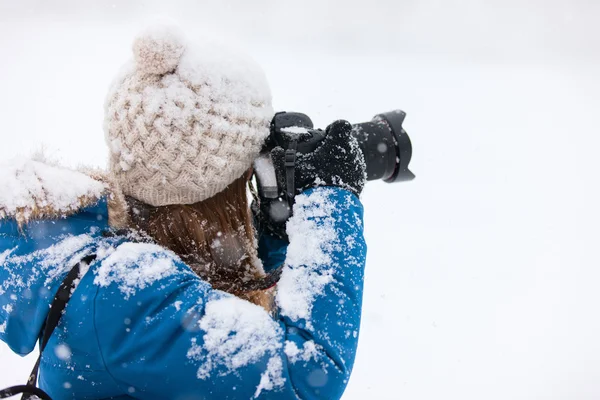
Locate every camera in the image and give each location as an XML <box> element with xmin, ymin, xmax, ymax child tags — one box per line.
<box><xmin>254</xmin><ymin>110</ymin><xmax>415</xmax><ymax>202</ymax></box>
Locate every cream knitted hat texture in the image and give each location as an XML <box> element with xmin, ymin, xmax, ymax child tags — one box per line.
<box><xmin>104</xmin><ymin>25</ymin><xmax>274</xmax><ymax>206</ymax></box>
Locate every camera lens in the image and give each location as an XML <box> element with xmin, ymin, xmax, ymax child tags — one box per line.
<box><xmin>351</xmin><ymin>110</ymin><xmax>415</xmax><ymax>183</ymax></box>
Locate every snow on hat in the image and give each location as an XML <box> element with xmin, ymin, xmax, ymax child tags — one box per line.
<box><xmin>104</xmin><ymin>24</ymin><xmax>274</xmax><ymax>207</ymax></box>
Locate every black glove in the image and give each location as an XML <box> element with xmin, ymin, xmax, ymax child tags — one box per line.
<box><xmin>252</xmin><ymin>119</ymin><xmax>366</xmax><ymax>240</ymax></box>
<box><xmin>271</xmin><ymin>119</ymin><xmax>366</xmax><ymax>198</ymax></box>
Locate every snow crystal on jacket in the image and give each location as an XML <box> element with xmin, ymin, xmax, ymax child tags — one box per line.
<box><xmin>1</xmin><ymin>233</ymin><xmax>94</xmax><ymax>295</ymax></box>
<box><xmin>277</xmin><ymin>188</ymin><xmax>340</xmax><ymax>329</ymax></box>
<box><xmin>188</xmin><ymin>294</ymin><xmax>284</xmax><ymax>380</ymax></box>
<box><xmin>94</xmin><ymin>242</ymin><xmax>179</xmax><ymax>298</ymax></box>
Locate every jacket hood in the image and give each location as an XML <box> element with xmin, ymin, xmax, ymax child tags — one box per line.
<box><xmin>0</xmin><ymin>157</ymin><xmax>130</xmax><ymax>229</ymax></box>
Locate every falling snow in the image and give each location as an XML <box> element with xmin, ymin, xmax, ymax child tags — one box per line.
<box><xmin>54</xmin><ymin>344</ymin><xmax>72</xmax><ymax>361</ymax></box>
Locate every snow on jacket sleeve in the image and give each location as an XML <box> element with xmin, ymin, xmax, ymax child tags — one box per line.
<box><xmin>92</xmin><ymin>187</ymin><xmax>366</xmax><ymax>400</ymax></box>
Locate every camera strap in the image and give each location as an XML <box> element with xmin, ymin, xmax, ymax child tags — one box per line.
<box><xmin>239</xmin><ymin>264</ymin><xmax>284</xmax><ymax>293</ymax></box>
<box><xmin>0</xmin><ymin>254</ymin><xmax>96</xmax><ymax>400</ymax></box>
<box><xmin>284</xmin><ymin>140</ymin><xmax>297</xmax><ymax>205</ymax></box>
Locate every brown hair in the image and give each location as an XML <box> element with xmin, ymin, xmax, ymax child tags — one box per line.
<box><xmin>127</xmin><ymin>172</ymin><xmax>273</xmax><ymax>310</ymax></box>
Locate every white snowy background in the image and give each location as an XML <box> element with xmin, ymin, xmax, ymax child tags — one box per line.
<box><xmin>1</xmin><ymin>1</ymin><xmax>600</xmax><ymax>399</ymax></box>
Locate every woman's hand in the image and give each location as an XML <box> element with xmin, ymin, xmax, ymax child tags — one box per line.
<box><xmin>253</xmin><ymin>119</ymin><xmax>367</xmax><ymax>240</ymax></box>
<box><xmin>271</xmin><ymin>119</ymin><xmax>367</xmax><ymax>197</ymax></box>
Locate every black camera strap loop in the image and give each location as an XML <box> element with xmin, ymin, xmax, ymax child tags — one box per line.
<box><xmin>0</xmin><ymin>385</ymin><xmax>52</xmax><ymax>400</ymax></box>
<box><xmin>0</xmin><ymin>254</ymin><xmax>96</xmax><ymax>400</ymax></box>
<box><xmin>284</xmin><ymin>140</ymin><xmax>298</xmax><ymax>205</ymax></box>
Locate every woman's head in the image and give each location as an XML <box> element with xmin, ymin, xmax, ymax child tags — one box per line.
<box><xmin>103</xmin><ymin>24</ymin><xmax>274</xmax><ymax>307</ymax></box>
<box><xmin>128</xmin><ymin>171</ymin><xmax>262</xmax><ymax>295</ymax></box>
<box><xmin>104</xmin><ymin>23</ymin><xmax>273</xmax><ymax>207</ymax></box>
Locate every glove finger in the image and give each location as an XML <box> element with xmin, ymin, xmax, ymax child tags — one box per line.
<box><xmin>324</xmin><ymin>119</ymin><xmax>353</xmax><ymax>143</ymax></box>
<box><xmin>313</xmin><ymin>119</ymin><xmax>353</xmax><ymax>159</ymax></box>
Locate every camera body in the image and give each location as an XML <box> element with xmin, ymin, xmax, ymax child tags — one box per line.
<box><xmin>251</xmin><ymin>110</ymin><xmax>415</xmax><ymax>234</ymax></box>
<box><xmin>254</xmin><ymin>110</ymin><xmax>414</xmax><ymax>200</ymax></box>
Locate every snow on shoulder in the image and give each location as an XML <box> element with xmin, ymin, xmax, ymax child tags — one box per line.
<box><xmin>93</xmin><ymin>242</ymin><xmax>179</xmax><ymax>298</ymax></box>
<box><xmin>276</xmin><ymin>189</ymin><xmax>339</xmax><ymax>330</ymax></box>
<box><xmin>1</xmin><ymin>233</ymin><xmax>95</xmax><ymax>297</ymax></box>
<box><xmin>187</xmin><ymin>294</ymin><xmax>285</xmax><ymax>396</ymax></box>
<box><xmin>0</xmin><ymin>157</ymin><xmax>106</xmax><ymax>224</ymax></box>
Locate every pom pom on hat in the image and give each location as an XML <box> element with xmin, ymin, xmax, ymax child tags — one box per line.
<box><xmin>132</xmin><ymin>24</ymin><xmax>185</xmax><ymax>75</ymax></box>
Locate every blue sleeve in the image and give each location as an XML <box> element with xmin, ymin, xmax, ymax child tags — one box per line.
<box><xmin>94</xmin><ymin>187</ymin><xmax>366</xmax><ymax>400</ymax></box>
<box><xmin>0</xmin><ymin>200</ymin><xmax>110</xmax><ymax>356</ymax></box>
<box><xmin>258</xmin><ymin>232</ymin><xmax>288</xmax><ymax>273</ymax></box>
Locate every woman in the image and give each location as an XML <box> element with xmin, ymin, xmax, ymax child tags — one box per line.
<box><xmin>0</xmin><ymin>25</ymin><xmax>367</xmax><ymax>400</ymax></box>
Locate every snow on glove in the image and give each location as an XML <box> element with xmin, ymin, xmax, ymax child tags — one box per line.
<box><xmin>271</xmin><ymin>119</ymin><xmax>367</xmax><ymax>198</ymax></box>
<box><xmin>253</xmin><ymin>119</ymin><xmax>367</xmax><ymax>240</ymax></box>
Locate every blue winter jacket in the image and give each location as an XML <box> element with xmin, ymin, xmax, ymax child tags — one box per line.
<box><xmin>0</xmin><ymin>185</ymin><xmax>366</xmax><ymax>400</ymax></box>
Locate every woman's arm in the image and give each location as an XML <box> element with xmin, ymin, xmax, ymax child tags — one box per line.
<box><xmin>275</xmin><ymin>187</ymin><xmax>367</xmax><ymax>399</ymax></box>
<box><xmin>93</xmin><ymin>187</ymin><xmax>366</xmax><ymax>399</ymax></box>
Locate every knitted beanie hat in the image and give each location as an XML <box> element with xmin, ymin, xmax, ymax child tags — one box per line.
<box><xmin>104</xmin><ymin>24</ymin><xmax>274</xmax><ymax>206</ymax></box>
